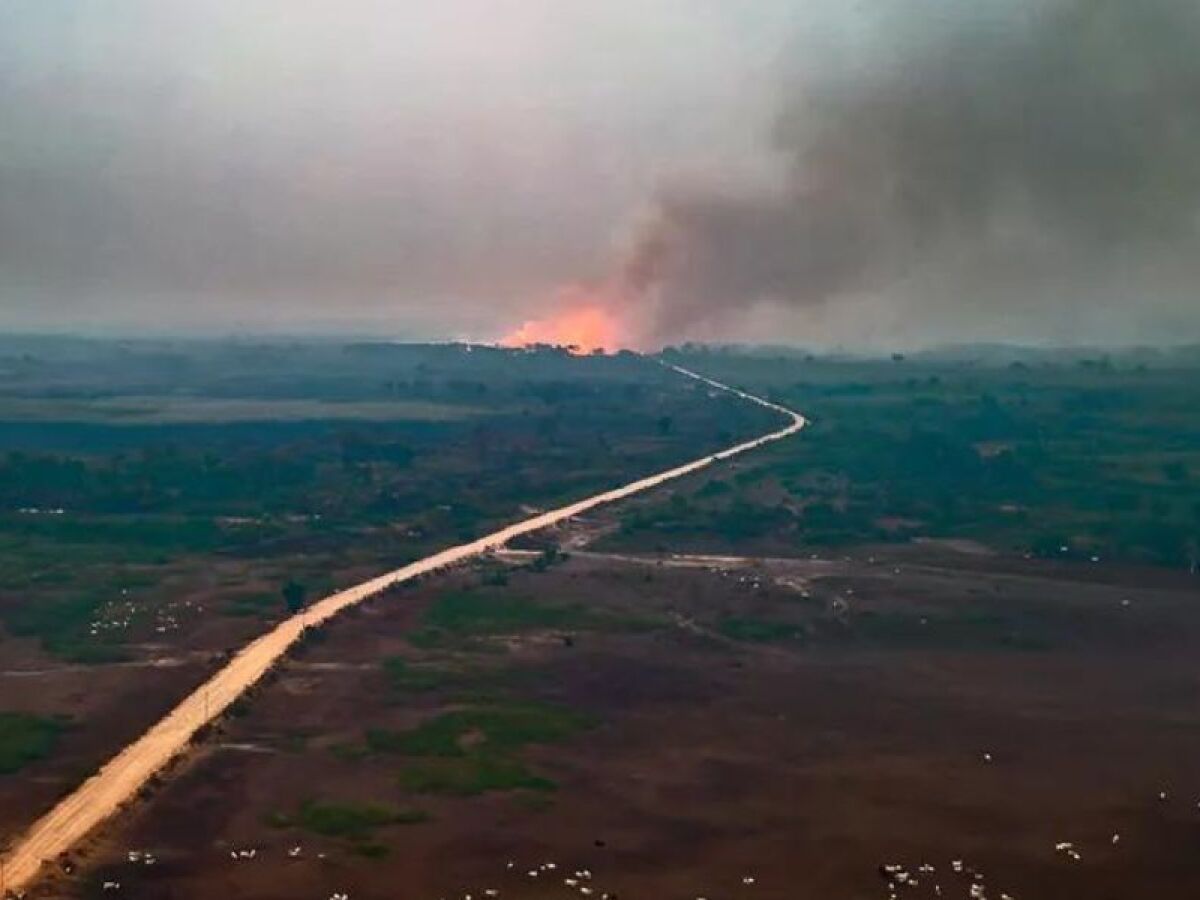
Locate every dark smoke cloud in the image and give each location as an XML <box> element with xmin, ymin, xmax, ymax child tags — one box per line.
<box><xmin>622</xmin><ymin>0</ymin><xmax>1200</xmax><ymax>345</ymax></box>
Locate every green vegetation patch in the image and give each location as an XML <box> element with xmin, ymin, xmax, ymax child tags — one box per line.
<box><xmin>411</xmin><ymin>589</ymin><xmax>591</xmax><ymax>645</ymax></box>
<box><xmin>352</xmin><ymin>841</ymin><xmax>392</xmax><ymax>859</ymax></box>
<box><xmin>268</xmin><ymin>799</ymin><xmax>429</xmax><ymax>840</ymax></box>
<box><xmin>0</xmin><ymin>712</ymin><xmax>64</xmax><ymax>774</ymax></box>
<box><xmin>378</xmin><ymin>656</ymin><xmax>535</xmax><ymax>706</ymax></box>
<box><xmin>381</xmin><ymin>702</ymin><xmax>591</xmax><ymax>796</ymax></box>
<box><xmin>1</xmin><ymin>591</ymin><xmax>130</xmax><ymax>663</ymax></box>
<box><xmin>388</xmin><ymin>703</ymin><xmax>592</xmax><ymax>757</ymax></box>
<box><xmin>225</xmin><ymin>592</ymin><xmax>280</xmax><ymax>618</ymax></box>
<box><xmin>381</xmin><ymin>656</ymin><xmax>448</xmax><ymax>693</ymax></box>
<box><xmin>409</xmin><ymin>588</ymin><xmax>665</xmax><ymax>649</ymax></box>
<box><xmin>398</xmin><ymin>755</ymin><xmax>557</xmax><ymax>796</ymax></box>
<box><xmin>611</xmin><ymin>348</ymin><xmax>1200</xmax><ymax>569</ymax></box>
<box><xmin>512</xmin><ymin>789</ymin><xmax>557</xmax><ymax>812</ymax></box>
<box><xmin>717</xmin><ymin>615</ymin><xmax>802</xmax><ymax>643</ymax></box>
<box><xmin>0</xmin><ymin>396</ymin><xmax>489</xmax><ymax>424</ymax></box>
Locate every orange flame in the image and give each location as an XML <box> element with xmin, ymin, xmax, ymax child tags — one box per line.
<box><xmin>500</xmin><ymin>300</ymin><xmax>624</xmax><ymax>354</ymax></box>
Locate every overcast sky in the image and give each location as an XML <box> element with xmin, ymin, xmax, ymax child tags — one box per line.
<box><xmin>2</xmin><ymin>1</ymin><xmax>1198</xmax><ymax>347</ymax></box>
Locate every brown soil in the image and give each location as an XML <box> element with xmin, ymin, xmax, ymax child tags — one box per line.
<box><xmin>27</xmin><ymin>546</ymin><xmax>1200</xmax><ymax>900</ymax></box>
<box><xmin>0</xmin><ymin>552</ymin><xmax>396</xmax><ymax>847</ymax></box>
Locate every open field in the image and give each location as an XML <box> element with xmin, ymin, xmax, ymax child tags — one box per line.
<box><xmin>3</xmin><ymin>340</ymin><xmax>1200</xmax><ymax>899</ymax></box>
<box><xmin>0</xmin><ymin>363</ymin><xmax>799</xmax><ymax>892</ymax></box>
<box><xmin>0</xmin><ymin>339</ymin><xmax>777</xmax><ymax>863</ymax></box>
<box><xmin>0</xmin><ymin>396</ymin><xmax>494</xmax><ymax>424</ymax></box>
<box><xmin>31</xmin><ymin>540</ymin><xmax>1200</xmax><ymax>900</ymax></box>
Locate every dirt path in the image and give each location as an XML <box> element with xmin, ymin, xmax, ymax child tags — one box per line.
<box><xmin>0</xmin><ymin>365</ymin><xmax>805</xmax><ymax>895</ymax></box>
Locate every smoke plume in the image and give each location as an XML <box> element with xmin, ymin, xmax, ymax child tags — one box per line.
<box><xmin>620</xmin><ymin>0</ymin><xmax>1200</xmax><ymax>345</ymax></box>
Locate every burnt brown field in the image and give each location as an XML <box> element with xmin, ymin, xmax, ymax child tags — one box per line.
<box><xmin>33</xmin><ymin>531</ymin><xmax>1200</xmax><ymax>900</ymax></box>
<box><xmin>4</xmin><ymin>340</ymin><xmax>1200</xmax><ymax>900</ymax></box>
<box><xmin>0</xmin><ymin>338</ymin><xmax>774</xmax><ymax>859</ymax></box>
<box><xmin>0</xmin><ymin>549</ymin><xmax>397</xmax><ymax>846</ymax></box>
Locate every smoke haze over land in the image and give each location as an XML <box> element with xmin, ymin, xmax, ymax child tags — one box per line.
<box><xmin>2</xmin><ymin>1</ymin><xmax>1199</xmax><ymax>347</ymax></box>
<box><xmin>619</xmin><ymin>0</ymin><xmax>1200</xmax><ymax>348</ymax></box>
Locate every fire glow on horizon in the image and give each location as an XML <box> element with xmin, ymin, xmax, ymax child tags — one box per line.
<box><xmin>499</xmin><ymin>297</ymin><xmax>626</xmax><ymax>354</ymax></box>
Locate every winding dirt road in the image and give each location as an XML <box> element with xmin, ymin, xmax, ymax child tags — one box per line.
<box><xmin>0</xmin><ymin>364</ymin><xmax>804</xmax><ymax>894</ymax></box>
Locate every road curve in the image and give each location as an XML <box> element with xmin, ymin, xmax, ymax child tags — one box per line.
<box><xmin>0</xmin><ymin>364</ymin><xmax>804</xmax><ymax>893</ymax></box>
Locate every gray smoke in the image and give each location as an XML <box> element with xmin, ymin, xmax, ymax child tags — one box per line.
<box><xmin>0</xmin><ymin>2</ymin><xmax>789</xmax><ymax>338</ymax></box>
<box><xmin>622</xmin><ymin>0</ymin><xmax>1200</xmax><ymax>345</ymax></box>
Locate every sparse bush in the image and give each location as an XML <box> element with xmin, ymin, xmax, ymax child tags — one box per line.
<box><xmin>271</xmin><ymin>799</ymin><xmax>429</xmax><ymax>841</ymax></box>
<box><xmin>0</xmin><ymin>712</ymin><xmax>64</xmax><ymax>774</ymax></box>
<box><xmin>398</xmin><ymin>755</ymin><xmax>556</xmax><ymax>796</ymax></box>
<box><xmin>282</xmin><ymin>580</ymin><xmax>307</xmax><ymax>613</ymax></box>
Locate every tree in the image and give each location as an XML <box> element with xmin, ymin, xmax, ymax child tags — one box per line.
<box><xmin>282</xmin><ymin>580</ymin><xmax>307</xmax><ymax>614</ymax></box>
<box><xmin>1162</xmin><ymin>461</ymin><xmax>1188</xmax><ymax>483</ymax></box>
<box><xmin>530</xmin><ymin>545</ymin><xmax>563</xmax><ymax>572</ymax></box>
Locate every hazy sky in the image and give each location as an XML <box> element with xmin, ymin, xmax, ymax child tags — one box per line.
<box><xmin>2</xmin><ymin>1</ymin><xmax>1199</xmax><ymax>347</ymax></box>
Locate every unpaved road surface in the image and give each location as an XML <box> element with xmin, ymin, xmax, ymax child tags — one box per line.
<box><xmin>0</xmin><ymin>365</ymin><xmax>804</xmax><ymax>893</ymax></box>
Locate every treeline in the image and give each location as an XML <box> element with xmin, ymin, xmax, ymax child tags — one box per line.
<box><xmin>618</xmin><ymin>359</ymin><xmax>1200</xmax><ymax>570</ymax></box>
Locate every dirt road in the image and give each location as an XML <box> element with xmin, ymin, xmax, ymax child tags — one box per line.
<box><xmin>0</xmin><ymin>365</ymin><xmax>804</xmax><ymax>894</ymax></box>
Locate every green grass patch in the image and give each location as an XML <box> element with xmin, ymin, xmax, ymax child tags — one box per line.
<box><xmin>717</xmin><ymin>616</ymin><xmax>801</xmax><ymax>643</ymax></box>
<box><xmin>383</xmin><ymin>701</ymin><xmax>590</xmax><ymax>797</ymax></box>
<box><xmin>381</xmin><ymin>656</ymin><xmax>447</xmax><ymax>692</ymax></box>
<box><xmin>363</xmin><ymin>728</ymin><xmax>406</xmax><ymax>754</ymax></box>
<box><xmin>385</xmin><ymin>703</ymin><xmax>592</xmax><ymax>757</ymax></box>
<box><xmin>0</xmin><ymin>395</ymin><xmax>490</xmax><ymax>424</ymax></box>
<box><xmin>410</xmin><ymin>589</ymin><xmax>592</xmax><ymax>646</ymax></box>
<box><xmin>55</xmin><ymin>641</ymin><xmax>130</xmax><ymax>664</ymax></box>
<box><xmin>0</xmin><ymin>712</ymin><xmax>64</xmax><ymax>774</ymax></box>
<box><xmin>269</xmin><ymin>800</ymin><xmax>429</xmax><ymax>840</ymax></box>
<box><xmin>398</xmin><ymin>755</ymin><xmax>557</xmax><ymax>796</ymax></box>
<box><xmin>1</xmin><ymin>590</ymin><xmax>132</xmax><ymax>663</ymax></box>
<box><xmin>409</xmin><ymin>588</ymin><xmax>663</xmax><ymax>648</ymax></box>
<box><xmin>352</xmin><ymin>841</ymin><xmax>392</xmax><ymax>859</ymax></box>
<box><xmin>378</xmin><ymin>656</ymin><xmax>542</xmax><ymax>703</ymax></box>
<box><xmin>225</xmin><ymin>592</ymin><xmax>279</xmax><ymax>618</ymax></box>
<box><xmin>512</xmin><ymin>790</ymin><xmax>557</xmax><ymax>812</ymax></box>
